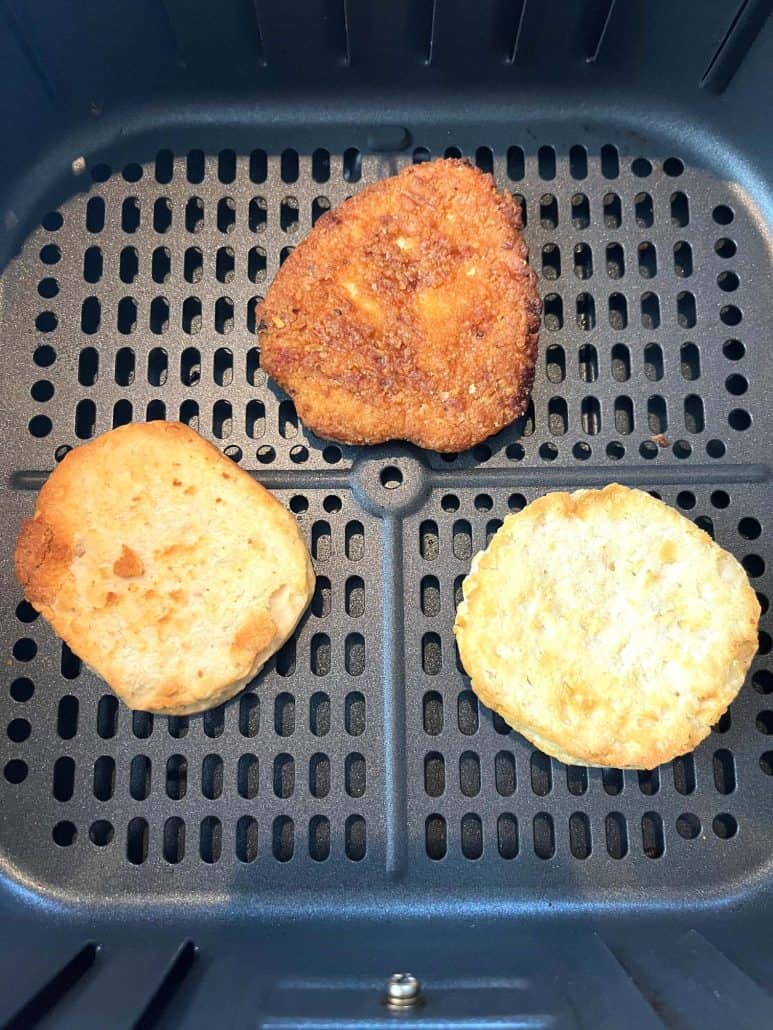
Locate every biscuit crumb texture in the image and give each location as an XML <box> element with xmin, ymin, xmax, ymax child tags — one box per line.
<box><xmin>15</xmin><ymin>422</ymin><xmax>315</xmax><ymax>714</ymax></box>
<box><xmin>258</xmin><ymin>158</ymin><xmax>540</xmax><ymax>452</ymax></box>
<box><xmin>454</xmin><ymin>484</ymin><xmax>760</xmax><ymax>769</ymax></box>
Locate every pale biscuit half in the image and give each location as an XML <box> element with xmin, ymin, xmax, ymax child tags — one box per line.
<box><xmin>453</xmin><ymin>484</ymin><xmax>760</xmax><ymax>769</ymax></box>
<box><xmin>15</xmin><ymin>422</ymin><xmax>315</xmax><ymax>714</ymax></box>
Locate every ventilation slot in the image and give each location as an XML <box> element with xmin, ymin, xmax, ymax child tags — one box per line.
<box><xmin>184</xmin><ymin>247</ymin><xmax>203</xmax><ymax>283</ymax></box>
<box><xmin>671</xmin><ymin>191</ymin><xmax>689</xmax><ymax>227</ymax></box>
<box><xmin>673</xmin><ymin>755</ymin><xmax>696</xmax><ymax>795</ymax></box>
<box><xmin>122</xmin><ymin>197</ymin><xmax>140</xmax><ymax>233</ymax></box>
<box><xmin>309</xmin><ymin>816</ymin><xmax>330</xmax><ymax>862</ymax></box>
<box><xmin>203</xmin><ymin>706</ymin><xmax>225</xmax><ymax>740</ymax></box>
<box><xmin>606</xmin><ymin>242</ymin><xmax>624</xmax><ymax>278</ymax></box>
<box><xmin>309</xmin><ymin>753</ymin><xmax>330</xmax><ymax>799</ymax></box>
<box><xmin>569</xmin><ymin>812</ymin><xmax>592</xmax><ymax>859</ymax></box>
<box><xmin>461</xmin><ymin>813</ymin><xmax>483</xmax><ymax>859</ymax></box>
<box><xmin>495</xmin><ymin>751</ymin><xmax>516</xmax><ymax>796</ymax></box>
<box><xmin>426</xmin><ymin>815</ymin><xmax>446</xmax><ymax>859</ymax></box>
<box><xmin>458</xmin><ymin>691</ymin><xmax>479</xmax><ymax>735</ymax></box>
<box><xmin>507</xmin><ymin>146</ymin><xmax>525</xmax><ymax>180</ymax></box>
<box><xmin>57</xmin><ymin>695</ymin><xmax>79</xmax><ymax>739</ymax></box>
<box><xmin>570</xmin><ymin>145</ymin><xmax>588</xmax><ymax>179</ymax></box>
<box><xmin>641</xmin><ymin>292</ymin><xmax>660</xmax><ymax>329</ymax></box>
<box><xmin>539</xmin><ymin>194</ymin><xmax>558</xmax><ymax>229</ymax></box>
<box><xmin>116</xmin><ymin>248</ymin><xmax>138</xmax><ymax>287</ymax></box>
<box><xmin>647</xmin><ymin>395</ymin><xmax>668</xmax><ymax>434</ymax></box>
<box><xmin>312</xmin><ymin>196</ymin><xmax>331</xmax><ymax>225</ymax></box>
<box><xmin>638</xmin><ymin>242</ymin><xmax>656</xmax><ymax>278</ymax></box>
<box><xmin>229</xmin><ymin>816</ymin><xmax>256</xmax><ymax>865</ymax></box>
<box><xmin>423</xmin><ymin>692</ymin><xmax>443</xmax><ymax>736</ymax></box>
<box><xmin>644</xmin><ymin>343</ymin><xmax>664</xmax><ymax>381</ymax></box>
<box><xmin>674</xmin><ymin>240</ymin><xmax>693</xmax><ymax>277</ymax></box>
<box><xmin>603</xmin><ymin>192</ymin><xmax>621</xmax><ymax>228</ymax></box>
<box><xmin>530</xmin><ymin>752</ymin><xmax>552</xmax><ymax>796</ymax></box>
<box><xmin>576</xmin><ymin>293</ymin><xmax>595</xmax><ymax>330</ymax></box>
<box><xmin>127</xmin><ymin>817</ymin><xmax>149</xmax><ymax>864</ymax></box>
<box><xmin>154</xmin><ymin>197</ymin><xmax>172</xmax><ymax>233</ymax></box>
<box><xmin>571</xmin><ymin>193</ymin><xmax>589</xmax><ymax>229</ymax></box>
<box><xmin>273</xmin><ymin>753</ymin><xmax>294</xmax><ymax>799</ymax></box>
<box><xmin>164</xmin><ymin>817</ymin><xmax>185</xmax><ymax>864</ymax></box>
<box><xmin>609</xmin><ymin>293</ymin><xmax>627</xmax><ymax>329</ymax></box>
<box><xmin>346</xmin><ymin>753</ymin><xmax>366</xmax><ymax>798</ymax></box>
<box><xmin>166</xmin><ymin>755</ymin><xmax>187</xmax><ymax>800</ymax></box>
<box><xmin>130</xmin><ymin>755</ymin><xmax>150</xmax><ymax>800</ymax></box>
<box><xmin>606</xmin><ymin>813</ymin><xmax>628</xmax><ymax>858</ymax></box>
<box><xmin>713</xmin><ymin>749</ymin><xmax>736</xmax><ymax>794</ymax></box>
<box><xmin>217</xmin><ymin>197</ymin><xmax>236</xmax><ymax>233</ymax></box>
<box><xmin>343</xmin><ymin>148</ymin><xmax>361</xmax><ymax>183</ymax></box>
<box><xmin>414</xmin><ymin>518</ymin><xmax>437</xmax><ymax>563</ymax></box>
<box><xmin>345</xmin><ymin>692</ymin><xmax>365</xmax><ymax>736</ymax></box>
<box><xmin>533</xmin><ymin>813</ymin><xmax>555</xmax><ymax>859</ymax></box>
<box><xmin>215</xmin><ymin>246</ymin><xmax>235</xmax><ymax>283</ymax></box>
<box><xmin>97</xmin><ymin>695</ymin><xmax>118</xmax><ymax>739</ymax></box>
<box><xmin>614</xmin><ymin>396</ymin><xmax>634</xmax><ymax>435</ymax></box>
<box><xmin>634</xmin><ymin>192</ymin><xmax>653</xmax><ymax>228</ymax></box>
<box><xmin>132</xmin><ymin>711</ymin><xmax>153</xmax><ymax>739</ymax></box>
<box><xmin>684</xmin><ymin>394</ymin><xmax>704</xmax><ymax>433</ymax></box>
<box><xmin>53</xmin><ymin>756</ymin><xmax>75</xmax><ymax>802</ymax></box>
<box><xmin>239</xmin><ymin>694</ymin><xmax>259</xmax><ymax>737</ymax></box>
<box><xmin>458</xmin><ymin>750</ymin><xmax>480</xmax><ymax>798</ymax></box>
<box><xmin>200</xmin><ymin>816</ymin><xmax>222</xmax><ymax>863</ymax></box>
<box><xmin>677</xmin><ymin>291</ymin><xmax>696</xmax><ymax>328</ymax></box>
<box><xmin>93</xmin><ymin>756</ymin><xmax>115</xmax><ymax>801</ymax></box>
<box><xmin>498</xmin><ymin>814</ymin><xmax>518</xmax><ymax>859</ymax></box>
<box><xmin>86</xmin><ymin>196</ymin><xmax>105</xmax><ymax>232</ymax></box>
<box><xmin>538</xmin><ymin>146</ymin><xmax>556</xmax><ymax>181</ymax></box>
<box><xmin>543</xmin><ymin>294</ymin><xmax>563</xmax><ymax>330</ymax></box>
<box><xmin>346</xmin><ymin>521</ymin><xmax>364</xmax><ymax>561</ymax></box>
<box><xmin>273</xmin><ymin>816</ymin><xmax>294</xmax><ymax>862</ymax></box>
<box><xmin>581</xmin><ymin>396</ymin><xmax>601</xmax><ymax>436</ymax></box>
<box><xmin>600</xmin><ymin>145</ymin><xmax>619</xmax><ymax>178</ymax></box>
<box><xmin>237</xmin><ymin>754</ymin><xmax>259</xmax><ymax>800</ymax></box>
<box><xmin>573</xmin><ymin>243</ymin><xmax>592</xmax><ymax>279</ymax></box>
<box><xmin>642</xmin><ymin>811</ymin><xmax>664</xmax><ymax>858</ymax></box>
<box><xmin>185</xmin><ymin>197</ymin><xmax>204</xmax><ymax>233</ymax></box>
<box><xmin>681</xmin><ymin>344</ymin><xmax>701</xmax><ymax>381</ymax></box>
<box><xmin>247</xmin><ymin>198</ymin><xmax>267</xmax><ymax>236</ymax></box>
<box><xmin>542</xmin><ymin>244</ymin><xmax>560</xmax><ymax>279</ymax></box>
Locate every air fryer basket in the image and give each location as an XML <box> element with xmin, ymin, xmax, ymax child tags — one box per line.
<box><xmin>1</xmin><ymin>2</ymin><xmax>773</xmax><ymax>1027</ymax></box>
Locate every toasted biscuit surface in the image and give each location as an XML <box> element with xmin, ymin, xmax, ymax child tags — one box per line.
<box><xmin>15</xmin><ymin>422</ymin><xmax>314</xmax><ymax>714</ymax></box>
<box><xmin>258</xmin><ymin>158</ymin><xmax>540</xmax><ymax>452</ymax></box>
<box><xmin>453</xmin><ymin>484</ymin><xmax>760</xmax><ymax>769</ymax></box>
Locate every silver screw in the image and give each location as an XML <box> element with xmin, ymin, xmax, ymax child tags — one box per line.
<box><xmin>384</xmin><ymin>973</ymin><xmax>422</xmax><ymax>1008</ymax></box>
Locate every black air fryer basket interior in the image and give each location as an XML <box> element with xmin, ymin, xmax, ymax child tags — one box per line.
<box><xmin>1</xmin><ymin>2</ymin><xmax>773</xmax><ymax>1027</ymax></box>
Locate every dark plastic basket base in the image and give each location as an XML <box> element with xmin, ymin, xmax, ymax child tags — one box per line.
<box><xmin>1</xmin><ymin>129</ymin><xmax>771</xmax><ymax>924</ymax></box>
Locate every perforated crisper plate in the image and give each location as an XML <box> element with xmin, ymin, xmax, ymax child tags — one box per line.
<box><xmin>1</xmin><ymin>133</ymin><xmax>772</xmax><ymax>913</ymax></box>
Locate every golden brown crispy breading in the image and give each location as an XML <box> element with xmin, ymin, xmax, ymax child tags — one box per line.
<box><xmin>454</xmin><ymin>484</ymin><xmax>760</xmax><ymax>769</ymax></box>
<box><xmin>15</xmin><ymin>422</ymin><xmax>315</xmax><ymax>715</ymax></box>
<box><xmin>258</xmin><ymin>158</ymin><xmax>540</xmax><ymax>452</ymax></box>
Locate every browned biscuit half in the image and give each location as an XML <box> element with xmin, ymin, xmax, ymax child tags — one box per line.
<box><xmin>15</xmin><ymin>422</ymin><xmax>315</xmax><ymax>714</ymax></box>
<box><xmin>454</xmin><ymin>484</ymin><xmax>760</xmax><ymax>769</ymax></box>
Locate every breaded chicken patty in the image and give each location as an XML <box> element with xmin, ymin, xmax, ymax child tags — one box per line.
<box><xmin>258</xmin><ymin>159</ymin><xmax>540</xmax><ymax>452</ymax></box>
